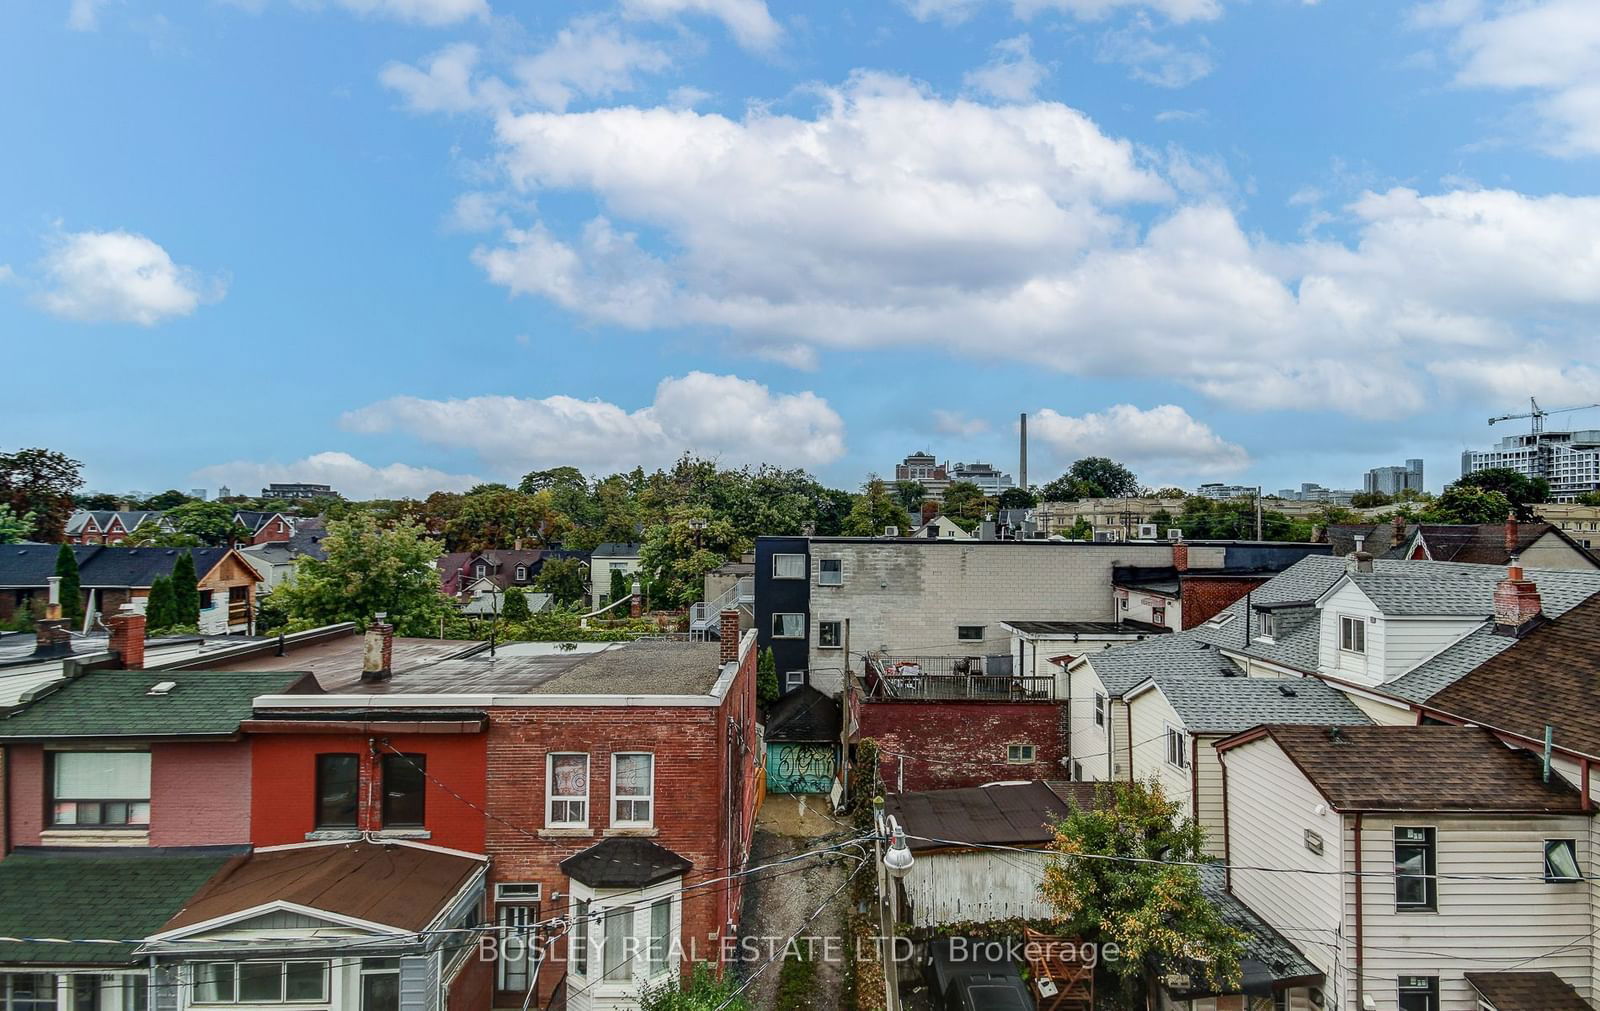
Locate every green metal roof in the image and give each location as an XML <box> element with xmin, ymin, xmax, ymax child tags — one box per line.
<box><xmin>0</xmin><ymin>670</ymin><xmax>311</xmax><ymax>738</ymax></box>
<box><xmin>0</xmin><ymin>850</ymin><xmax>236</xmax><ymax>965</ymax></box>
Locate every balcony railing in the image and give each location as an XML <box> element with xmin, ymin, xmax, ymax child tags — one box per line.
<box><xmin>862</xmin><ymin>655</ymin><xmax>1055</xmax><ymax>701</ymax></box>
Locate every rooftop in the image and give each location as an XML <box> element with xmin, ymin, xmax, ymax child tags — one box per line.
<box><xmin>1132</xmin><ymin>674</ymin><xmax>1370</xmax><ymax>735</ymax></box>
<box><xmin>1004</xmin><ymin>619</ymin><xmax>1168</xmax><ymax>637</ymax></box>
<box><xmin>1465</xmin><ymin>971</ymin><xmax>1592</xmax><ymax>1011</ymax></box>
<box><xmin>0</xmin><ymin>544</ymin><xmax>246</xmax><ymax>589</ymax></box>
<box><xmin>1230</xmin><ymin>724</ymin><xmax>1590</xmax><ymax>814</ymax></box>
<box><xmin>1180</xmin><ymin>864</ymin><xmax>1322</xmax><ymax>998</ymax></box>
<box><xmin>559</xmin><ymin>837</ymin><xmax>693</xmax><ymax>889</ymax></box>
<box><xmin>885</xmin><ymin>781</ymin><xmax>1099</xmax><ymax>853</ymax></box>
<box><xmin>765</xmin><ymin>684</ymin><xmax>841</xmax><ymax>742</ymax></box>
<box><xmin>0</xmin><ymin>668</ymin><xmax>315</xmax><ymax>738</ymax></box>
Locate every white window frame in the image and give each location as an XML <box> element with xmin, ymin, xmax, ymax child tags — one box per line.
<box><xmin>546</xmin><ymin>753</ymin><xmax>590</xmax><ymax>828</ymax></box>
<box><xmin>772</xmin><ymin>553</ymin><xmax>807</xmax><ymax>580</ymax></box>
<box><xmin>190</xmin><ymin>962</ymin><xmax>331</xmax><ymax>1005</ymax></box>
<box><xmin>611</xmin><ymin>752</ymin><xmax>655</xmax><ymax>828</ymax></box>
<box><xmin>817</xmin><ymin>620</ymin><xmax>843</xmax><ymax>649</ymax></box>
<box><xmin>515</xmin><ymin>565</ymin><xmax>527</xmax><ymax>581</ymax></box>
<box><xmin>1006</xmin><ymin>743</ymin><xmax>1035</xmax><ymax>764</ymax></box>
<box><xmin>771</xmin><ymin>612</ymin><xmax>806</xmax><ymax>639</ymax></box>
<box><xmin>1093</xmin><ymin>693</ymin><xmax>1107</xmax><ymax>728</ymax></box>
<box><xmin>1256</xmin><ymin>611</ymin><xmax>1278</xmax><ymax>641</ymax></box>
<box><xmin>474</xmin><ymin>563</ymin><xmax>487</xmax><ymax>578</ymax></box>
<box><xmin>785</xmin><ymin>670</ymin><xmax>805</xmax><ymax>690</ymax></box>
<box><xmin>817</xmin><ymin>558</ymin><xmax>843</xmax><ymax>586</ymax></box>
<box><xmin>1339</xmin><ymin>614</ymin><xmax>1366</xmax><ymax>654</ymax></box>
<box><xmin>1544</xmin><ymin>838</ymin><xmax>1582</xmax><ymax>882</ymax></box>
<box><xmin>495</xmin><ymin>884</ymin><xmax>542</xmax><ymax>992</ymax></box>
<box><xmin>567</xmin><ymin>879</ymin><xmax>682</xmax><ymax>994</ymax></box>
<box><xmin>1165</xmin><ymin>725</ymin><xmax>1190</xmax><ymax>770</ymax></box>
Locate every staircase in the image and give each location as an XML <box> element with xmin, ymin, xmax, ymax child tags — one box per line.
<box><xmin>689</xmin><ymin>576</ymin><xmax>754</xmax><ymax>638</ymax></box>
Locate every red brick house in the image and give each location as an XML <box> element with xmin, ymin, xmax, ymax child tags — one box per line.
<box><xmin>234</xmin><ymin>509</ymin><xmax>295</xmax><ymax>545</ymax></box>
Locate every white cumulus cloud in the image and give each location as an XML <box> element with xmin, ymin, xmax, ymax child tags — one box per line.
<box><xmin>619</xmin><ymin>0</ymin><xmax>782</xmax><ymax>50</ymax></box>
<box><xmin>340</xmin><ymin>372</ymin><xmax>847</xmax><ymax>474</ymax></box>
<box><xmin>904</xmin><ymin>0</ymin><xmax>1224</xmax><ymax>24</ymax></box>
<box><xmin>933</xmin><ymin>410</ymin><xmax>992</xmax><ymax>437</ymax></box>
<box><xmin>36</xmin><ymin>229</ymin><xmax>223</xmax><ymax>326</ymax></box>
<box><xmin>1030</xmin><ymin>404</ymin><xmax>1248</xmax><ymax>476</ymax></box>
<box><xmin>965</xmin><ymin>35</ymin><xmax>1050</xmax><ymax>101</ymax></box>
<box><xmin>192</xmin><ymin>452</ymin><xmax>482</xmax><ymax>500</ymax></box>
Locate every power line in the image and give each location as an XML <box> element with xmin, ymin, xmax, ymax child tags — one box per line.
<box><xmin>712</xmin><ymin>860</ymin><xmax>867</xmax><ymax>1011</ymax></box>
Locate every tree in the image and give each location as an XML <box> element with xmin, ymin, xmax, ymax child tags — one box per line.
<box><xmin>1349</xmin><ymin>490</ymin><xmax>1394</xmax><ymax>508</ymax></box>
<box><xmin>170</xmin><ymin>551</ymin><xmax>201</xmax><ymax>627</ymax></box>
<box><xmin>638</xmin><ymin>961</ymin><xmax>749</xmax><ymax>1011</ymax></box>
<box><xmin>158</xmin><ymin>501</ymin><xmax>239</xmax><ymax>547</ymax></box>
<box><xmin>1421</xmin><ymin>485</ymin><xmax>1515</xmax><ymax>525</ymax></box>
<box><xmin>1064</xmin><ymin>457</ymin><xmax>1140</xmax><ymax>499</ymax></box>
<box><xmin>534</xmin><ymin>557</ymin><xmax>588</xmax><ymax>607</ymax></box>
<box><xmin>1040</xmin><ymin>474</ymin><xmax>1086</xmax><ymax>502</ymax></box>
<box><xmin>502</xmin><ymin>586</ymin><xmax>532</xmax><ymax>621</ymax></box>
<box><xmin>75</xmin><ymin>492</ymin><xmax>123</xmax><ymax>510</ymax></box>
<box><xmin>136</xmin><ymin>489</ymin><xmax>194</xmax><ymax>511</ymax></box>
<box><xmin>892</xmin><ymin>480</ymin><xmax>927</xmax><ymax>513</ymax></box>
<box><xmin>1063</xmin><ymin>517</ymin><xmax>1093</xmax><ymax>540</ymax></box>
<box><xmin>145</xmin><ymin>575</ymin><xmax>179</xmax><ymax>632</ymax></box>
<box><xmin>269</xmin><ymin>513</ymin><xmax>452</xmax><ymax>636</ymax></box>
<box><xmin>0</xmin><ymin>504</ymin><xmax>34</xmax><ymax>544</ymax></box>
<box><xmin>757</xmin><ymin>646</ymin><xmax>779</xmax><ymax>707</ymax></box>
<box><xmin>0</xmin><ymin>448</ymin><xmax>83</xmax><ymax>543</ymax></box>
<box><xmin>608</xmin><ymin>566</ymin><xmax>630</xmax><ymax>605</ymax></box>
<box><xmin>842</xmin><ymin>479</ymin><xmax>908</xmax><ymax>537</ymax></box>
<box><xmin>1151</xmin><ymin>487</ymin><xmax>1188</xmax><ymax>499</ymax></box>
<box><xmin>640</xmin><ymin>507</ymin><xmax>745</xmax><ymax>607</ymax></box>
<box><xmin>1040</xmin><ymin>780</ymin><xmax>1245</xmax><ymax>1006</ymax></box>
<box><xmin>1577</xmin><ymin>490</ymin><xmax>1600</xmax><ymax>507</ymax></box>
<box><xmin>940</xmin><ymin>481</ymin><xmax>991</xmax><ymax>526</ymax></box>
<box><xmin>54</xmin><ymin>544</ymin><xmax>82</xmax><ymax>628</ymax></box>
<box><xmin>1452</xmin><ymin>468</ymin><xmax>1549</xmax><ymax>520</ymax></box>
<box><xmin>446</xmin><ymin>489</ymin><xmax>563</xmax><ymax>552</ymax></box>
<box><xmin>997</xmin><ymin>486</ymin><xmax>1038</xmax><ymax>509</ymax></box>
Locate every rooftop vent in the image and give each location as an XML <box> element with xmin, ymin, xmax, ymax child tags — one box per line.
<box><xmin>147</xmin><ymin>681</ymin><xmax>178</xmax><ymax>696</ymax></box>
<box><xmin>1276</xmin><ymin>683</ymin><xmax>1297</xmax><ymax>698</ymax></box>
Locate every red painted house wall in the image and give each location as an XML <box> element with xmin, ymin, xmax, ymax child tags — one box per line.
<box><xmin>484</xmin><ymin>637</ymin><xmax>760</xmax><ymax>1006</ymax></box>
<box><xmin>1177</xmin><ymin>575</ymin><xmax>1271</xmax><ymax>629</ymax></box>
<box><xmin>859</xmin><ymin>701</ymin><xmax>1064</xmax><ymax>792</ymax></box>
<box><xmin>249</xmin><ymin>731</ymin><xmax>487</xmax><ymax>852</ymax></box>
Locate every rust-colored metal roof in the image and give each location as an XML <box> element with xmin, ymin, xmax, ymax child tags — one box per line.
<box><xmin>162</xmin><ymin>842</ymin><xmax>485</xmax><ymax>933</ymax></box>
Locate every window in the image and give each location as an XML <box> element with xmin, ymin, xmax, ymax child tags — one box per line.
<box><xmin>1119</xmin><ymin>596</ymin><xmax>1128</xmax><ymax>611</ymax></box>
<box><xmin>496</xmin><ymin>884</ymin><xmax>542</xmax><ymax>991</ymax></box>
<box><xmin>3</xmin><ymin>974</ymin><xmax>57</xmax><ymax>1011</ymax></box>
<box><xmin>1093</xmin><ymin>693</ymin><xmax>1107</xmax><ymax>728</ymax></box>
<box><xmin>1397</xmin><ymin>975</ymin><xmax>1438</xmax><ymax>1011</ymax></box>
<box><xmin>817</xmin><ymin>559</ymin><xmax>843</xmax><ymax>586</ymax></box>
<box><xmin>570</xmin><ymin>899</ymin><xmax>590</xmax><ymax>977</ymax></box>
<box><xmin>772</xmin><ymin>553</ymin><xmax>807</xmax><ymax>579</ymax></box>
<box><xmin>315</xmin><ymin>754</ymin><xmax>359</xmax><ymax>829</ymax></box>
<box><xmin>50</xmin><ymin>751</ymin><xmax>151</xmax><ymax>827</ymax></box>
<box><xmin>602</xmin><ymin>906</ymin><xmax>633</xmax><ymax>981</ymax></box>
<box><xmin>771</xmin><ymin>613</ymin><xmax>805</xmax><ymax>639</ymax></box>
<box><xmin>818</xmin><ymin>620</ymin><xmax>842</xmax><ymax>649</ymax></box>
<box><xmin>475</xmin><ymin>563</ymin><xmax>487</xmax><ymax>578</ymax></box>
<box><xmin>380</xmin><ymin>754</ymin><xmax>426</xmax><ymax>827</ymax></box>
<box><xmin>957</xmin><ymin>625</ymin><xmax>985</xmax><ymax>641</ymax></box>
<box><xmin>1165</xmin><ymin>726</ymin><xmax>1189</xmax><ymax>769</ymax></box>
<box><xmin>547</xmin><ymin>754</ymin><xmax>590</xmax><ymax>826</ymax></box>
<box><xmin>1256</xmin><ymin>611</ymin><xmax>1278</xmax><ymax>640</ymax></box>
<box><xmin>1006</xmin><ymin>744</ymin><xmax>1035</xmax><ymax>764</ymax></box>
<box><xmin>646</xmin><ymin>899</ymin><xmax>672</xmax><ymax>979</ymax></box>
<box><xmin>199</xmin><ymin>590</ymin><xmax>214</xmax><ymax>610</ymax></box>
<box><xmin>192</xmin><ymin>963</ymin><xmax>329</xmax><ymax>1004</ymax></box>
<box><xmin>1207</xmin><ymin>611</ymin><xmax>1236</xmax><ymax>628</ymax></box>
<box><xmin>1394</xmin><ymin>827</ymin><xmax>1437</xmax><ymax>911</ymax></box>
<box><xmin>785</xmin><ymin>670</ymin><xmax>805</xmax><ymax>690</ymax></box>
<box><xmin>1340</xmin><ymin>615</ymin><xmax>1366</xmax><ymax>654</ymax></box>
<box><xmin>1151</xmin><ymin>606</ymin><xmax>1166</xmax><ymax>625</ymax></box>
<box><xmin>1545</xmin><ymin>839</ymin><xmax>1582</xmax><ymax>882</ymax></box>
<box><xmin>612</xmin><ymin>753</ymin><xmax>654</xmax><ymax>826</ymax></box>
<box><xmin>358</xmin><ymin>960</ymin><xmax>398</xmax><ymax>1011</ymax></box>
<box><xmin>515</xmin><ymin>565</ymin><xmax>527</xmax><ymax>581</ymax></box>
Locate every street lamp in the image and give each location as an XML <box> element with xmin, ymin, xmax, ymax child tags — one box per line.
<box><xmin>884</xmin><ymin>830</ymin><xmax>915</xmax><ymax>879</ymax></box>
<box><xmin>874</xmin><ymin>800</ymin><xmax>916</xmax><ymax>1011</ymax></box>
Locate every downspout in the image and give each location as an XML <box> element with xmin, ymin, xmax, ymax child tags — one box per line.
<box><xmin>1353</xmin><ymin>812</ymin><xmax>1365</xmax><ymax>1011</ymax></box>
<box><xmin>1583</xmin><ymin>759</ymin><xmax>1593</xmax><ymax>813</ymax></box>
<box><xmin>1219</xmin><ymin>749</ymin><xmax>1232</xmax><ymax>891</ymax></box>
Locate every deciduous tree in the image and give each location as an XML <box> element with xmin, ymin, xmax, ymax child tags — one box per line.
<box><xmin>0</xmin><ymin>448</ymin><xmax>83</xmax><ymax>543</ymax></box>
<box><xmin>1451</xmin><ymin>468</ymin><xmax>1548</xmax><ymax>520</ymax></box>
<box><xmin>502</xmin><ymin>586</ymin><xmax>531</xmax><ymax>621</ymax></box>
<box><xmin>534</xmin><ymin>557</ymin><xmax>588</xmax><ymax>606</ymax></box>
<box><xmin>842</xmin><ymin>478</ymin><xmax>908</xmax><ymax>537</ymax></box>
<box><xmin>939</xmin><ymin>480</ymin><xmax>991</xmax><ymax>526</ymax></box>
<box><xmin>269</xmin><ymin>513</ymin><xmax>451</xmax><ymax>636</ymax></box>
<box><xmin>0</xmin><ymin>504</ymin><xmax>33</xmax><ymax>545</ymax></box>
<box><xmin>1421</xmin><ymin>485</ymin><xmax>1516</xmax><ymax>525</ymax></box>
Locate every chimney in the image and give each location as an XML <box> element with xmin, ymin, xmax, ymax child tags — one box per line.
<box><xmin>107</xmin><ymin>606</ymin><xmax>146</xmax><ymax>670</ymax></box>
<box><xmin>719</xmin><ymin>609</ymin><xmax>740</xmax><ymax>665</ymax></box>
<box><xmin>1310</xmin><ymin>524</ymin><xmax>1325</xmax><ymax>544</ymax></box>
<box><xmin>1346</xmin><ymin>534</ymin><xmax>1374</xmax><ymax>574</ymax></box>
<box><xmin>34</xmin><ymin>618</ymin><xmax>71</xmax><ymax>654</ymax></box>
<box><xmin>630</xmin><ymin>579</ymin><xmax>642</xmax><ymax>619</ymax></box>
<box><xmin>1392</xmin><ymin>513</ymin><xmax>1405</xmax><ymax>543</ymax></box>
<box><xmin>1172</xmin><ymin>540</ymin><xmax>1189</xmax><ymax>572</ymax></box>
<box><xmin>514</xmin><ymin>537</ymin><xmax>524</xmax><ymax>551</ymax></box>
<box><xmin>1493</xmin><ymin>555</ymin><xmax>1543</xmax><ymax>637</ymax></box>
<box><xmin>45</xmin><ymin>575</ymin><xmax>63</xmax><ymax>620</ymax></box>
<box><xmin>361</xmin><ymin>613</ymin><xmax>394</xmax><ymax>682</ymax></box>
<box><xmin>1019</xmin><ymin>412</ymin><xmax>1028</xmax><ymax>491</ymax></box>
<box><xmin>1504</xmin><ymin>511</ymin><xmax>1518</xmax><ymax>557</ymax></box>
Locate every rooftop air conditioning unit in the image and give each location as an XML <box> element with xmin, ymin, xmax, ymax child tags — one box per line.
<box><xmin>1168</xmin><ymin>527</ymin><xmax>1183</xmax><ymax>541</ymax></box>
<box><xmin>1093</xmin><ymin>530</ymin><xmax>1119</xmax><ymax>543</ymax></box>
<box><xmin>883</xmin><ymin>525</ymin><xmax>900</xmax><ymax>537</ymax></box>
<box><xmin>1137</xmin><ymin>523</ymin><xmax>1158</xmax><ymax>539</ymax></box>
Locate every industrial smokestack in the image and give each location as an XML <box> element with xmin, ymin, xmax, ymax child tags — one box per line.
<box><xmin>1019</xmin><ymin>412</ymin><xmax>1028</xmax><ymax>490</ymax></box>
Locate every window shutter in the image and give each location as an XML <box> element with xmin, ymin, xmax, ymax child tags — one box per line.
<box><xmin>398</xmin><ymin>954</ymin><xmax>438</xmax><ymax>1011</ymax></box>
<box><xmin>152</xmin><ymin>965</ymin><xmax>181</xmax><ymax>1011</ymax></box>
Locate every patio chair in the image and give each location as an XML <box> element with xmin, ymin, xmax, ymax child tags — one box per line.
<box><xmin>1021</xmin><ymin>928</ymin><xmax>1094</xmax><ymax>1011</ymax></box>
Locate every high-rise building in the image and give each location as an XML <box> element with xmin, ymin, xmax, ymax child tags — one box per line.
<box><xmin>1363</xmin><ymin>459</ymin><xmax>1424</xmax><ymax>496</ymax></box>
<box><xmin>1463</xmin><ymin>430</ymin><xmax>1600</xmax><ymax>501</ymax></box>
<box><xmin>949</xmin><ymin>461</ymin><xmax>1016</xmax><ymax>497</ymax></box>
<box><xmin>893</xmin><ymin>452</ymin><xmax>951</xmax><ymax>502</ymax></box>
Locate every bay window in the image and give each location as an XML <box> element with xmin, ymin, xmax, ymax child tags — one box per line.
<box><xmin>569</xmin><ymin>889</ymin><xmax>677</xmax><ymax>988</ymax></box>
<box><xmin>192</xmin><ymin>962</ymin><xmax>329</xmax><ymax>1004</ymax></box>
<box><xmin>612</xmin><ymin>753</ymin><xmax>654</xmax><ymax>827</ymax></box>
<box><xmin>50</xmin><ymin>751</ymin><xmax>150</xmax><ymax>827</ymax></box>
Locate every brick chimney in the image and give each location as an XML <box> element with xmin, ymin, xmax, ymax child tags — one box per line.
<box><xmin>719</xmin><ymin>609</ymin><xmax>740</xmax><ymax>665</ymax></box>
<box><xmin>34</xmin><ymin>618</ymin><xmax>71</xmax><ymax>654</ymax></box>
<box><xmin>1504</xmin><ymin>512</ymin><xmax>1518</xmax><ymax>557</ymax></box>
<box><xmin>1172</xmin><ymin>541</ymin><xmax>1189</xmax><ymax>572</ymax></box>
<box><xmin>361</xmin><ymin>614</ymin><xmax>394</xmax><ymax>682</ymax></box>
<box><xmin>45</xmin><ymin>575</ymin><xmax>63</xmax><ymax>620</ymax></box>
<box><xmin>1392</xmin><ymin>513</ymin><xmax>1406</xmax><ymax>543</ymax></box>
<box><xmin>1346</xmin><ymin>534</ymin><xmax>1374</xmax><ymax>574</ymax></box>
<box><xmin>1492</xmin><ymin>556</ymin><xmax>1543</xmax><ymax>637</ymax></box>
<box><xmin>630</xmin><ymin>579</ymin><xmax>642</xmax><ymax>619</ymax></box>
<box><xmin>107</xmin><ymin>606</ymin><xmax>146</xmax><ymax>670</ymax></box>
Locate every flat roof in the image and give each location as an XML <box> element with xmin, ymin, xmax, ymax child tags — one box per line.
<box><xmin>1004</xmin><ymin>619</ymin><xmax>1168</xmax><ymax>637</ymax></box>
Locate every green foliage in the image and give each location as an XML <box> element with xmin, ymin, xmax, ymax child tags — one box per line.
<box><xmin>123</xmin><ymin>528</ymin><xmax>205</xmax><ymax>548</ymax></box>
<box><xmin>170</xmin><ymin>551</ymin><xmax>201</xmax><ymax>627</ymax></box>
<box><xmin>1421</xmin><ymin>484</ymin><xmax>1515</xmax><ymax>524</ymax></box>
<box><xmin>1063</xmin><ymin>517</ymin><xmax>1093</xmax><ymax>540</ymax></box>
<box><xmin>608</xmin><ymin>565</ymin><xmax>630</xmax><ymax>605</ymax></box>
<box><xmin>1577</xmin><ymin>491</ymin><xmax>1600</xmax><ymax>507</ymax></box>
<box><xmin>843</xmin><ymin>479</ymin><xmax>910</xmax><ymax>537</ymax></box>
<box><xmin>1173</xmin><ymin>497</ymin><xmax>1305</xmax><ymax>541</ymax></box>
<box><xmin>774</xmin><ymin>941</ymin><xmax>818</xmax><ymax>1011</ymax></box>
<box><xmin>1042</xmin><ymin>457</ymin><xmax>1141</xmax><ymax>502</ymax></box>
<box><xmin>54</xmin><ymin>544</ymin><xmax>82</xmax><ymax>628</ymax></box>
<box><xmin>1040</xmin><ymin>779</ymin><xmax>1245</xmax><ymax>1005</ymax></box>
<box><xmin>0</xmin><ymin>447</ymin><xmax>83</xmax><ymax>543</ymax></box>
<box><xmin>135</xmin><ymin>489</ymin><xmax>194</xmax><ymax>511</ymax></box>
<box><xmin>501</xmin><ymin>586</ymin><xmax>532</xmax><ymax>621</ymax></box>
<box><xmin>268</xmin><ymin>513</ymin><xmax>452</xmax><ymax>636</ymax></box>
<box><xmin>445</xmin><ymin>488</ymin><xmax>563</xmax><ymax>552</ymax></box>
<box><xmin>145</xmin><ymin>575</ymin><xmax>179</xmax><ymax>632</ymax></box>
<box><xmin>489</xmin><ymin>608</ymin><xmax>659</xmax><ymax>643</ymax></box>
<box><xmin>1450</xmin><ymin>468</ymin><xmax>1549</xmax><ymax>520</ymax></box>
<box><xmin>0</xmin><ymin>599</ymin><xmax>35</xmax><ymax>633</ymax></box>
<box><xmin>1151</xmin><ymin>487</ymin><xmax>1188</xmax><ymax>499</ymax></box>
<box><xmin>640</xmin><ymin>506</ymin><xmax>745</xmax><ymax>607</ymax></box>
<box><xmin>534</xmin><ymin>557</ymin><xmax>588</xmax><ymax>606</ymax></box>
<box><xmin>157</xmin><ymin>501</ymin><xmax>239</xmax><ymax>547</ymax></box>
<box><xmin>637</xmin><ymin>961</ymin><xmax>748</xmax><ymax>1011</ymax></box>
<box><xmin>997</xmin><ymin>486</ymin><xmax>1037</xmax><ymax>509</ymax></box>
<box><xmin>757</xmin><ymin>646</ymin><xmax>779</xmax><ymax>707</ymax></box>
<box><xmin>1349</xmin><ymin>490</ymin><xmax>1393</xmax><ymax>508</ymax></box>
<box><xmin>892</xmin><ymin>480</ymin><xmax>927</xmax><ymax>513</ymax></box>
<box><xmin>940</xmin><ymin>481</ymin><xmax>991</xmax><ymax>526</ymax></box>
<box><xmin>75</xmin><ymin>492</ymin><xmax>124</xmax><ymax>510</ymax></box>
<box><xmin>0</xmin><ymin>504</ymin><xmax>33</xmax><ymax>544</ymax></box>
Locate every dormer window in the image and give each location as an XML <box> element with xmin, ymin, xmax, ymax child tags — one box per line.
<box><xmin>475</xmin><ymin>563</ymin><xmax>487</xmax><ymax>579</ymax></box>
<box><xmin>1339</xmin><ymin>615</ymin><xmax>1366</xmax><ymax>654</ymax></box>
<box><xmin>1256</xmin><ymin>611</ymin><xmax>1278</xmax><ymax>641</ymax></box>
<box><xmin>515</xmin><ymin>565</ymin><xmax>527</xmax><ymax>582</ymax></box>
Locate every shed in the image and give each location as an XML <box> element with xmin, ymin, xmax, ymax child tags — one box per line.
<box><xmin>764</xmin><ymin>685</ymin><xmax>841</xmax><ymax>795</ymax></box>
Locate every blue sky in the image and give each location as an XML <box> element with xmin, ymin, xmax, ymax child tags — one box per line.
<box><xmin>4</xmin><ymin>0</ymin><xmax>1600</xmax><ymax>498</ymax></box>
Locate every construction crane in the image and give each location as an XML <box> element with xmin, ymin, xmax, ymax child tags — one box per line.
<box><xmin>1488</xmin><ymin>398</ymin><xmax>1600</xmax><ymax>436</ymax></box>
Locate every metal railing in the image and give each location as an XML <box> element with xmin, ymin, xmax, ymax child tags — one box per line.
<box><xmin>863</xmin><ymin>655</ymin><xmax>1055</xmax><ymax>701</ymax></box>
<box><xmin>688</xmin><ymin>576</ymin><xmax>755</xmax><ymax>631</ymax></box>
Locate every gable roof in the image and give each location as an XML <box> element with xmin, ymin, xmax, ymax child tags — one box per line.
<box><xmin>591</xmin><ymin>542</ymin><xmax>642</xmax><ymax>557</ymax></box>
<box><xmin>1131</xmin><ymin>674</ymin><xmax>1370</xmax><ymax>735</ymax></box>
<box><xmin>77</xmin><ymin>546</ymin><xmax>239</xmax><ymax>589</ymax></box>
<box><xmin>0</xmin><ymin>669</ymin><xmax>316</xmax><ymax>738</ymax></box>
<box><xmin>160</xmin><ymin>841</ymin><xmax>486</xmax><ymax>936</ymax></box>
<box><xmin>559</xmin><ymin>837</ymin><xmax>692</xmax><ymax>889</ymax></box>
<box><xmin>1225</xmin><ymin>724</ymin><xmax>1589</xmax><ymax>814</ymax></box>
<box><xmin>1406</xmin><ymin>522</ymin><xmax>1593</xmax><ymax>566</ymax></box>
<box><xmin>0</xmin><ymin>544</ymin><xmax>101</xmax><ymax>587</ymax></box>
<box><xmin>0</xmin><ymin>848</ymin><xmax>237</xmax><ymax>965</ymax></box>
<box><xmin>1082</xmin><ymin>634</ymin><xmax>1242</xmax><ymax>696</ymax></box>
<box><xmin>765</xmin><ymin>685</ymin><xmax>842</xmax><ymax>742</ymax></box>
<box><xmin>233</xmin><ymin>510</ymin><xmax>288</xmax><ymax>534</ymax></box>
<box><xmin>1425</xmin><ymin>590</ymin><xmax>1600</xmax><ymax>759</ymax></box>
<box><xmin>1325</xmin><ymin>522</ymin><xmax>1413</xmax><ymax>559</ymax></box>
<box><xmin>885</xmin><ymin>781</ymin><xmax>1090</xmax><ymax>852</ymax></box>
<box><xmin>1465</xmin><ymin>971</ymin><xmax>1593</xmax><ymax>1011</ymax></box>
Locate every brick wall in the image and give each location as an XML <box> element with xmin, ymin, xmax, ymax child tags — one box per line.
<box><xmin>445</xmin><ymin>952</ymin><xmax>494</xmax><ymax>1011</ymax></box>
<box><xmin>150</xmin><ymin>740</ymin><xmax>251</xmax><ymax>846</ymax></box>
<box><xmin>1177</xmin><ymin>575</ymin><xmax>1270</xmax><ymax>629</ymax></box>
<box><xmin>859</xmin><ymin>700</ymin><xmax>1065</xmax><ymax>792</ymax></box>
<box><xmin>250</xmin><ymin>731</ymin><xmax>486</xmax><ymax>852</ymax></box>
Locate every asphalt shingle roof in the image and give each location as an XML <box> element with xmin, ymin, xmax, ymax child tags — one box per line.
<box><xmin>1084</xmin><ymin>635</ymin><xmax>1242</xmax><ymax>696</ymax></box>
<box><xmin>1465</xmin><ymin>971</ymin><xmax>1593</xmax><ymax>1011</ymax></box>
<box><xmin>1141</xmin><ymin>674</ymin><xmax>1371</xmax><ymax>734</ymax></box>
<box><xmin>765</xmin><ymin>685</ymin><xmax>842</xmax><ymax>742</ymax></box>
<box><xmin>1196</xmin><ymin>863</ymin><xmax>1321</xmax><ymax>991</ymax></box>
<box><xmin>0</xmin><ymin>669</ymin><xmax>313</xmax><ymax>738</ymax></box>
<box><xmin>0</xmin><ymin>849</ymin><xmax>236</xmax><ymax>965</ymax></box>
<box><xmin>590</xmin><ymin>542</ymin><xmax>642</xmax><ymax>557</ymax></box>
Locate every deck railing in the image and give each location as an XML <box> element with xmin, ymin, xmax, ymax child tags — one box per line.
<box><xmin>862</xmin><ymin>655</ymin><xmax>1055</xmax><ymax>700</ymax></box>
